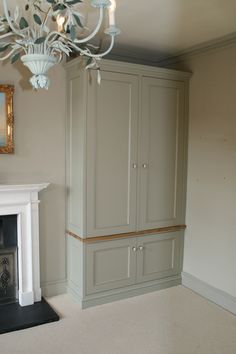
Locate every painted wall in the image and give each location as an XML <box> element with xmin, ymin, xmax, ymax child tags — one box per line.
<box><xmin>169</xmin><ymin>46</ymin><xmax>236</xmax><ymax>297</ymax></box>
<box><xmin>0</xmin><ymin>62</ymin><xmax>66</xmax><ymax>295</ymax></box>
<box><xmin>2</xmin><ymin>45</ymin><xmax>236</xmax><ymax>301</ymax></box>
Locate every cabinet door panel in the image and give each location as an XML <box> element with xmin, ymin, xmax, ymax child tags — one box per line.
<box><xmin>136</xmin><ymin>232</ymin><xmax>182</xmax><ymax>283</ymax></box>
<box><xmin>87</xmin><ymin>71</ymin><xmax>139</xmax><ymax>236</ymax></box>
<box><xmin>139</xmin><ymin>77</ymin><xmax>185</xmax><ymax>230</ymax></box>
<box><xmin>86</xmin><ymin>238</ymin><xmax>136</xmax><ymax>294</ymax></box>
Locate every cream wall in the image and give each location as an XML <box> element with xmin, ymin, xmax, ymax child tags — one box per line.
<box><xmin>169</xmin><ymin>46</ymin><xmax>236</xmax><ymax>297</ymax></box>
<box><xmin>2</xmin><ymin>46</ymin><xmax>236</xmax><ymax>301</ymax></box>
<box><xmin>0</xmin><ymin>62</ymin><xmax>66</xmax><ymax>295</ymax></box>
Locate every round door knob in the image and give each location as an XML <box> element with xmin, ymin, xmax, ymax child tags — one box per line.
<box><xmin>142</xmin><ymin>163</ymin><xmax>148</xmax><ymax>169</ymax></box>
<box><xmin>132</xmin><ymin>247</ymin><xmax>137</xmax><ymax>252</ymax></box>
<box><xmin>132</xmin><ymin>164</ymin><xmax>137</xmax><ymax>169</ymax></box>
<box><xmin>138</xmin><ymin>246</ymin><xmax>144</xmax><ymax>251</ymax></box>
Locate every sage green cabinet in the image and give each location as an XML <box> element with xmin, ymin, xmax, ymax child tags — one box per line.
<box><xmin>65</xmin><ymin>59</ymin><xmax>190</xmax><ymax>308</ymax></box>
<box><xmin>86</xmin><ymin>238</ymin><xmax>137</xmax><ymax>294</ymax></box>
<box><xmin>66</xmin><ymin>59</ymin><xmax>190</xmax><ymax>239</ymax></box>
<box><xmin>136</xmin><ymin>232</ymin><xmax>182</xmax><ymax>283</ymax></box>
<box><xmin>84</xmin><ymin>231</ymin><xmax>183</xmax><ymax>296</ymax></box>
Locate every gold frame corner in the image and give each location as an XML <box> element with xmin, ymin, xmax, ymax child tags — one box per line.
<box><xmin>0</xmin><ymin>84</ymin><xmax>14</xmax><ymax>154</ymax></box>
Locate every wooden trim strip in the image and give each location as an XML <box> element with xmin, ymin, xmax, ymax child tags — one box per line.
<box><xmin>67</xmin><ymin>225</ymin><xmax>186</xmax><ymax>244</ymax></box>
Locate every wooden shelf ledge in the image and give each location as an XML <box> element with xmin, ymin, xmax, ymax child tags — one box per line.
<box><xmin>67</xmin><ymin>225</ymin><xmax>186</xmax><ymax>244</ymax></box>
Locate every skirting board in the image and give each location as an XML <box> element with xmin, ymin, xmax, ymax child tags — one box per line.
<box><xmin>182</xmin><ymin>272</ymin><xmax>236</xmax><ymax>315</ymax></box>
<box><xmin>68</xmin><ymin>275</ymin><xmax>181</xmax><ymax>309</ymax></box>
<box><xmin>41</xmin><ymin>279</ymin><xmax>67</xmax><ymax>297</ymax></box>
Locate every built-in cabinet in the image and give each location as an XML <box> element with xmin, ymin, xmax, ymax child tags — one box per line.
<box><xmin>65</xmin><ymin>59</ymin><xmax>190</xmax><ymax>308</ymax></box>
<box><xmin>86</xmin><ymin>231</ymin><xmax>182</xmax><ymax>295</ymax></box>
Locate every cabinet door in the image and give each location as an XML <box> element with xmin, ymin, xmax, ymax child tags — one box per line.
<box><xmin>86</xmin><ymin>238</ymin><xmax>137</xmax><ymax>294</ymax></box>
<box><xmin>139</xmin><ymin>77</ymin><xmax>185</xmax><ymax>230</ymax></box>
<box><xmin>136</xmin><ymin>232</ymin><xmax>182</xmax><ymax>284</ymax></box>
<box><xmin>87</xmin><ymin>71</ymin><xmax>139</xmax><ymax>236</ymax></box>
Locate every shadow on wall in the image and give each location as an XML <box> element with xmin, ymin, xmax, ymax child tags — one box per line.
<box><xmin>1</xmin><ymin>60</ymin><xmax>32</xmax><ymax>91</ymax></box>
<box><xmin>39</xmin><ymin>183</ymin><xmax>66</xmax><ymax>285</ymax></box>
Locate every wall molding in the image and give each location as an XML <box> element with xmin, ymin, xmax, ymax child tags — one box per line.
<box><xmin>182</xmin><ymin>272</ymin><xmax>236</xmax><ymax>315</ymax></box>
<box><xmin>41</xmin><ymin>279</ymin><xmax>67</xmax><ymax>297</ymax></box>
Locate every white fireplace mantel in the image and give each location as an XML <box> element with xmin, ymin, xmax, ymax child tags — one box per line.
<box><xmin>0</xmin><ymin>184</ymin><xmax>49</xmax><ymax>193</ymax></box>
<box><xmin>0</xmin><ymin>183</ymin><xmax>49</xmax><ymax>306</ymax></box>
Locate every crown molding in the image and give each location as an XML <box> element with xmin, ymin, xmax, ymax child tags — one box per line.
<box><xmin>66</xmin><ymin>31</ymin><xmax>236</xmax><ymax>68</ymax></box>
<box><xmin>106</xmin><ymin>45</ymin><xmax>165</xmax><ymax>67</ymax></box>
<box><xmin>156</xmin><ymin>31</ymin><xmax>236</xmax><ymax>67</ymax></box>
<box><xmin>107</xmin><ymin>31</ymin><xmax>236</xmax><ymax>68</ymax></box>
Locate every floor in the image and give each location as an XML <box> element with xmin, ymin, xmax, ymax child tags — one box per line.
<box><xmin>0</xmin><ymin>286</ymin><xmax>236</xmax><ymax>354</ymax></box>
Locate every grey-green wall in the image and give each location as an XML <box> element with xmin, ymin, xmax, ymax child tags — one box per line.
<box><xmin>0</xmin><ymin>62</ymin><xmax>66</xmax><ymax>295</ymax></box>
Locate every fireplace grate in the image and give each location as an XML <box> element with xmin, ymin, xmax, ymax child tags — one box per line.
<box><xmin>0</xmin><ymin>215</ymin><xmax>18</xmax><ymax>305</ymax></box>
<box><xmin>0</xmin><ymin>250</ymin><xmax>18</xmax><ymax>305</ymax></box>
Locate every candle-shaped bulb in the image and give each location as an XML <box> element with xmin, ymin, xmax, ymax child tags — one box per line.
<box><xmin>109</xmin><ymin>0</ymin><xmax>116</xmax><ymax>26</ymax></box>
<box><xmin>57</xmin><ymin>15</ymin><xmax>66</xmax><ymax>32</ymax></box>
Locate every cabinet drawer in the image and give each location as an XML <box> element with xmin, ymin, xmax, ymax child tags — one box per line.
<box><xmin>86</xmin><ymin>238</ymin><xmax>136</xmax><ymax>295</ymax></box>
<box><xmin>136</xmin><ymin>231</ymin><xmax>182</xmax><ymax>283</ymax></box>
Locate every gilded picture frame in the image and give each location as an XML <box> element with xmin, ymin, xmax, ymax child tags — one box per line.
<box><xmin>0</xmin><ymin>85</ymin><xmax>14</xmax><ymax>154</ymax></box>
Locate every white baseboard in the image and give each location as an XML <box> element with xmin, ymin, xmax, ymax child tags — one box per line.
<box><xmin>182</xmin><ymin>272</ymin><xmax>236</xmax><ymax>315</ymax></box>
<box><xmin>41</xmin><ymin>279</ymin><xmax>67</xmax><ymax>297</ymax></box>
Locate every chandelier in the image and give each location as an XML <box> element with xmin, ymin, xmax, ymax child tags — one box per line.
<box><xmin>0</xmin><ymin>0</ymin><xmax>120</xmax><ymax>89</ymax></box>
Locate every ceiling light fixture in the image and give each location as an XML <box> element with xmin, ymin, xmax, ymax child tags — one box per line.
<box><xmin>0</xmin><ymin>0</ymin><xmax>120</xmax><ymax>89</ymax></box>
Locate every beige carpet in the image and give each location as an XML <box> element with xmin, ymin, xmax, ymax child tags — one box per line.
<box><xmin>0</xmin><ymin>285</ymin><xmax>236</xmax><ymax>354</ymax></box>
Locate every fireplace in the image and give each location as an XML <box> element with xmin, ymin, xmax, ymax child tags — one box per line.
<box><xmin>0</xmin><ymin>184</ymin><xmax>49</xmax><ymax>306</ymax></box>
<box><xmin>0</xmin><ymin>184</ymin><xmax>60</xmax><ymax>334</ymax></box>
<box><xmin>0</xmin><ymin>215</ymin><xmax>18</xmax><ymax>304</ymax></box>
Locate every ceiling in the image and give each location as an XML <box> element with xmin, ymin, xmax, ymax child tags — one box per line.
<box><xmin>2</xmin><ymin>0</ymin><xmax>236</xmax><ymax>64</ymax></box>
<box><xmin>110</xmin><ymin>0</ymin><xmax>236</xmax><ymax>63</ymax></box>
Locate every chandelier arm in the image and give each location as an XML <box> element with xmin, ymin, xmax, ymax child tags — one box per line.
<box><xmin>44</xmin><ymin>5</ymin><xmax>103</xmax><ymax>49</ymax></box>
<box><xmin>2</xmin><ymin>0</ymin><xmax>25</xmax><ymax>38</ymax></box>
<box><xmin>44</xmin><ymin>31</ymin><xmax>67</xmax><ymax>52</ymax></box>
<box><xmin>70</xmin><ymin>35</ymin><xmax>115</xmax><ymax>58</ymax></box>
<box><xmin>40</xmin><ymin>7</ymin><xmax>53</xmax><ymax>36</ymax></box>
<box><xmin>46</xmin><ymin>30</ymin><xmax>114</xmax><ymax>58</ymax></box>
<box><xmin>50</xmin><ymin>48</ymin><xmax>63</xmax><ymax>62</ymax></box>
<box><xmin>0</xmin><ymin>48</ymin><xmax>17</xmax><ymax>61</ymax></box>
<box><xmin>0</xmin><ymin>32</ymin><xmax>18</xmax><ymax>40</ymax></box>
<box><xmin>46</xmin><ymin>40</ymin><xmax>71</xmax><ymax>56</ymax></box>
<box><xmin>30</xmin><ymin>27</ymin><xmax>36</xmax><ymax>41</ymax></box>
<box><xmin>75</xmin><ymin>7</ymin><xmax>104</xmax><ymax>44</ymax></box>
<box><xmin>47</xmin><ymin>34</ymin><xmax>64</xmax><ymax>48</ymax></box>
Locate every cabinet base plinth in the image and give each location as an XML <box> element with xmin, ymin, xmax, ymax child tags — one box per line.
<box><xmin>67</xmin><ymin>274</ymin><xmax>181</xmax><ymax>309</ymax></box>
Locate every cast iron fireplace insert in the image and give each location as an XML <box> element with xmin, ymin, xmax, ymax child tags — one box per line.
<box><xmin>0</xmin><ymin>214</ymin><xmax>59</xmax><ymax>334</ymax></box>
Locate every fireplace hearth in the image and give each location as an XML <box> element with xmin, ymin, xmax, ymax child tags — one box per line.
<box><xmin>0</xmin><ymin>298</ymin><xmax>59</xmax><ymax>334</ymax></box>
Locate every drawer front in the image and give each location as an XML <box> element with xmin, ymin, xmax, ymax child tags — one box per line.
<box><xmin>86</xmin><ymin>238</ymin><xmax>137</xmax><ymax>295</ymax></box>
<box><xmin>136</xmin><ymin>231</ymin><xmax>183</xmax><ymax>284</ymax></box>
